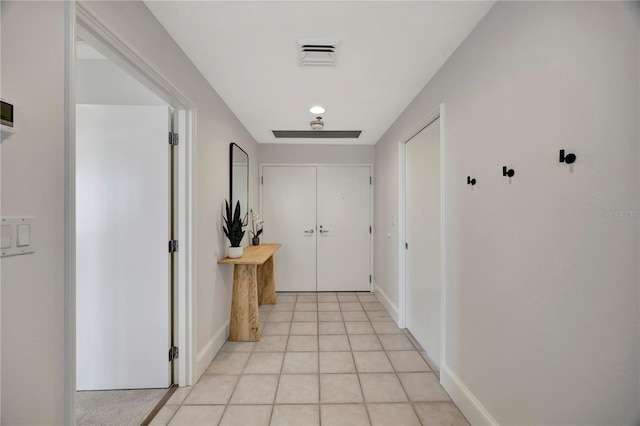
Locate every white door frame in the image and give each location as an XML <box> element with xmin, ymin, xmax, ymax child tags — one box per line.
<box><xmin>65</xmin><ymin>3</ymin><xmax>196</xmax><ymax>422</ymax></box>
<box><xmin>398</xmin><ymin>104</ymin><xmax>446</xmax><ymax>369</ymax></box>
<box><xmin>259</xmin><ymin>163</ymin><xmax>374</xmax><ymax>292</ymax></box>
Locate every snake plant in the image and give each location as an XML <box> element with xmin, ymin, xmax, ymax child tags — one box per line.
<box><xmin>223</xmin><ymin>200</ymin><xmax>247</xmax><ymax>247</ymax></box>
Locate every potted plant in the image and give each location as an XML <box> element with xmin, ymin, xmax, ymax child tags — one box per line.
<box><xmin>223</xmin><ymin>200</ymin><xmax>247</xmax><ymax>258</ymax></box>
<box><xmin>249</xmin><ymin>209</ymin><xmax>263</xmax><ymax>245</ymax></box>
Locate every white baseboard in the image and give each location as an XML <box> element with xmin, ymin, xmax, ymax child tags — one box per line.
<box><xmin>372</xmin><ymin>281</ymin><xmax>400</xmax><ymax>325</ymax></box>
<box><xmin>195</xmin><ymin>320</ymin><xmax>229</xmax><ymax>381</ymax></box>
<box><xmin>441</xmin><ymin>364</ymin><xmax>498</xmax><ymax>426</ymax></box>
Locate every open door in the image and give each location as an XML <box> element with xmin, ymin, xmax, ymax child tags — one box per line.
<box><xmin>76</xmin><ymin>105</ymin><xmax>171</xmax><ymax>390</ymax></box>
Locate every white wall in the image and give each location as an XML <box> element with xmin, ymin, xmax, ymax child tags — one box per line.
<box><xmin>1</xmin><ymin>1</ymin><xmax>259</xmax><ymax>422</ymax></box>
<box><xmin>76</xmin><ymin>59</ymin><xmax>165</xmax><ymax>105</ymax></box>
<box><xmin>259</xmin><ymin>143</ymin><xmax>374</xmax><ymax>165</ymax></box>
<box><xmin>375</xmin><ymin>2</ymin><xmax>639</xmax><ymax>425</ymax></box>
<box><xmin>1</xmin><ymin>2</ymin><xmax>67</xmax><ymax>423</ymax></box>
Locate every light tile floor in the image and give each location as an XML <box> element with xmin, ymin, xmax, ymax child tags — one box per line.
<box><xmin>151</xmin><ymin>292</ymin><xmax>469</xmax><ymax>426</ymax></box>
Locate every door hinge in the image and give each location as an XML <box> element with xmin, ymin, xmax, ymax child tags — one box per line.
<box><xmin>369</xmin><ymin>226</ymin><xmax>372</xmax><ymax>234</ymax></box>
<box><xmin>169</xmin><ymin>346</ymin><xmax>179</xmax><ymax>361</ymax></box>
<box><xmin>169</xmin><ymin>240</ymin><xmax>179</xmax><ymax>253</ymax></box>
<box><xmin>369</xmin><ymin>275</ymin><xmax>372</xmax><ymax>283</ymax></box>
<box><xmin>169</xmin><ymin>132</ymin><xmax>179</xmax><ymax>146</ymax></box>
<box><xmin>370</xmin><ymin>176</ymin><xmax>372</xmax><ymax>185</ymax></box>
<box><xmin>261</xmin><ymin>176</ymin><xmax>264</xmax><ymax>185</ymax></box>
<box><xmin>405</xmin><ymin>242</ymin><xmax>409</xmax><ymax>250</ymax></box>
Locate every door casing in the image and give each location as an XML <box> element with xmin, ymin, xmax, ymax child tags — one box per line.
<box><xmin>65</xmin><ymin>4</ymin><xmax>197</xmax><ymax>422</ymax></box>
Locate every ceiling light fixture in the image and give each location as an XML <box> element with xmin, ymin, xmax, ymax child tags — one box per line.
<box><xmin>309</xmin><ymin>106</ymin><xmax>325</xmax><ymax>114</ymax></box>
<box><xmin>310</xmin><ymin>117</ymin><xmax>324</xmax><ymax>131</ymax></box>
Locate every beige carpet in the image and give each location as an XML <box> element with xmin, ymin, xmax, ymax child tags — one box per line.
<box><xmin>76</xmin><ymin>388</ymin><xmax>169</xmax><ymax>426</ymax></box>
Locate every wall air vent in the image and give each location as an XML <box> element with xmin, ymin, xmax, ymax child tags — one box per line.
<box><xmin>273</xmin><ymin>130</ymin><xmax>361</xmax><ymax>139</ymax></box>
<box><xmin>298</xmin><ymin>39</ymin><xmax>339</xmax><ymax>67</ymax></box>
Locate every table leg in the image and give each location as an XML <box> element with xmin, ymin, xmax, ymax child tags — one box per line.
<box><xmin>258</xmin><ymin>255</ymin><xmax>276</xmax><ymax>305</ymax></box>
<box><xmin>228</xmin><ymin>264</ymin><xmax>260</xmax><ymax>341</ymax></box>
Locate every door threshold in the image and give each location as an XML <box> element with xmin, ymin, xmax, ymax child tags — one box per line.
<box><xmin>141</xmin><ymin>384</ymin><xmax>178</xmax><ymax>426</ymax></box>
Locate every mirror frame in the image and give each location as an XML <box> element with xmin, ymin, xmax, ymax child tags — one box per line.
<box><xmin>229</xmin><ymin>142</ymin><xmax>249</xmax><ymax>216</ymax></box>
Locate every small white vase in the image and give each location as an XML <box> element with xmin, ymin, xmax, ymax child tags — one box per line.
<box><xmin>227</xmin><ymin>246</ymin><xmax>243</xmax><ymax>259</ymax></box>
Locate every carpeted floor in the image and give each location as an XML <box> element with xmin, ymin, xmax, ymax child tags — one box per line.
<box><xmin>76</xmin><ymin>388</ymin><xmax>169</xmax><ymax>426</ymax></box>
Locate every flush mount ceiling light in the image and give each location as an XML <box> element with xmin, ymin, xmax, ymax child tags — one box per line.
<box><xmin>309</xmin><ymin>106</ymin><xmax>325</xmax><ymax>114</ymax></box>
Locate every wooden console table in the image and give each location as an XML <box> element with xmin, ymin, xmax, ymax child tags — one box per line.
<box><xmin>218</xmin><ymin>244</ymin><xmax>281</xmax><ymax>341</ymax></box>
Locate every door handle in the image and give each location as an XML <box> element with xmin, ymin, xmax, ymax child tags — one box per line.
<box><xmin>304</xmin><ymin>229</ymin><xmax>314</xmax><ymax>234</ymax></box>
<box><xmin>319</xmin><ymin>226</ymin><xmax>329</xmax><ymax>234</ymax></box>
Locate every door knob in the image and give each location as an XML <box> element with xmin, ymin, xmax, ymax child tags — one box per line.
<box><xmin>304</xmin><ymin>229</ymin><xmax>314</xmax><ymax>234</ymax></box>
<box><xmin>319</xmin><ymin>226</ymin><xmax>329</xmax><ymax>234</ymax></box>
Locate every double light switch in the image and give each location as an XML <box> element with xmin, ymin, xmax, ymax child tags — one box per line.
<box><xmin>1</xmin><ymin>217</ymin><xmax>35</xmax><ymax>257</ymax></box>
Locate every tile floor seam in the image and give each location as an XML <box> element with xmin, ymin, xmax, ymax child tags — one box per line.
<box><xmin>341</xmin><ymin>299</ymin><xmax>374</xmax><ymax>426</ymax></box>
<box><xmin>386</xmin><ymin>347</ymin><xmax>421</xmax><ymax>421</ymax></box>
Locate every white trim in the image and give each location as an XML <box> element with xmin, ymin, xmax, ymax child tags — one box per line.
<box><xmin>259</xmin><ymin>163</ymin><xmax>374</xmax><ymax>293</ymax></box>
<box><xmin>397</xmin><ymin>141</ymin><xmax>406</xmax><ymax>328</ymax></box>
<box><xmin>260</xmin><ymin>162</ymin><xmax>373</xmax><ymax>168</ymax></box>
<box><xmin>372</xmin><ymin>280</ymin><xmax>400</xmax><ymax>324</ymax></box>
<box><xmin>398</xmin><ymin>104</ymin><xmax>446</xmax><ymax>363</ymax></box>
<box><xmin>438</xmin><ymin>105</ymin><xmax>447</xmax><ymax>368</ymax></box>
<box><xmin>69</xmin><ymin>5</ymin><xmax>198</xmax><ymax>415</ymax></box>
<box><xmin>441</xmin><ymin>364</ymin><xmax>499</xmax><ymax>426</ymax></box>
<box><xmin>370</xmin><ymin>163</ymin><xmax>374</xmax><ymax>292</ymax></box>
<box><xmin>196</xmin><ymin>320</ymin><xmax>229</xmax><ymax>380</ymax></box>
<box><xmin>64</xmin><ymin>3</ymin><xmax>76</xmax><ymax>423</ymax></box>
<box><xmin>177</xmin><ymin>109</ymin><xmax>196</xmax><ymax>386</ymax></box>
<box><xmin>75</xmin><ymin>2</ymin><xmax>192</xmax><ymax>109</ymax></box>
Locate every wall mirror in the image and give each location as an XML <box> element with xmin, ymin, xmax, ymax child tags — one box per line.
<box><xmin>229</xmin><ymin>142</ymin><xmax>249</xmax><ymax>217</ymax></box>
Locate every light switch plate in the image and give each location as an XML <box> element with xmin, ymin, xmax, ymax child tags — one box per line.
<box><xmin>1</xmin><ymin>217</ymin><xmax>35</xmax><ymax>257</ymax></box>
<box><xmin>1</xmin><ymin>225</ymin><xmax>12</xmax><ymax>249</ymax></box>
<box><xmin>17</xmin><ymin>224</ymin><xmax>30</xmax><ymax>247</ymax></box>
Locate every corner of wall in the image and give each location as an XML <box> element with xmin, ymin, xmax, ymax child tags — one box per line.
<box><xmin>440</xmin><ymin>364</ymin><xmax>498</xmax><ymax>426</ymax></box>
<box><xmin>372</xmin><ymin>280</ymin><xmax>400</xmax><ymax>325</ymax></box>
<box><xmin>195</xmin><ymin>319</ymin><xmax>229</xmax><ymax>381</ymax></box>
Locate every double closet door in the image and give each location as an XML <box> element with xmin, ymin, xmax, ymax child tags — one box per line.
<box><xmin>261</xmin><ymin>165</ymin><xmax>371</xmax><ymax>292</ymax></box>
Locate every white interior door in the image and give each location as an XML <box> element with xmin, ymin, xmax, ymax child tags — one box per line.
<box><xmin>262</xmin><ymin>166</ymin><xmax>317</xmax><ymax>292</ymax></box>
<box><xmin>317</xmin><ymin>166</ymin><xmax>371</xmax><ymax>292</ymax></box>
<box><xmin>405</xmin><ymin>117</ymin><xmax>441</xmax><ymax>367</ymax></box>
<box><xmin>76</xmin><ymin>105</ymin><xmax>171</xmax><ymax>390</ymax></box>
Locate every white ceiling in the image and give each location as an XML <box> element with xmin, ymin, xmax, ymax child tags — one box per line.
<box><xmin>145</xmin><ymin>1</ymin><xmax>495</xmax><ymax>145</ymax></box>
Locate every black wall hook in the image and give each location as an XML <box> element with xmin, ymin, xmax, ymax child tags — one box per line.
<box><xmin>559</xmin><ymin>149</ymin><xmax>576</xmax><ymax>164</ymax></box>
<box><xmin>467</xmin><ymin>176</ymin><xmax>476</xmax><ymax>185</ymax></box>
<box><xmin>502</xmin><ymin>166</ymin><xmax>515</xmax><ymax>177</ymax></box>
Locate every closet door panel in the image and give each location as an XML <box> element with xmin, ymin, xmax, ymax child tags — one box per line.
<box><xmin>316</xmin><ymin>166</ymin><xmax>371</xmax><ymax>292</ymax></box>
<box><xmin>405</xmin><ymin>118</ymin><xmax>441</xmax><ymax>367</ymax></box>
<box><xmin>262</xmin><ymin>166</ymin><xmax>317</xmax><ymax>292</ymax></box>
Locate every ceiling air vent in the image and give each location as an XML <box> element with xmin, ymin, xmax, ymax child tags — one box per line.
<box><xmin>298</xmin><ymin>39</ymin><xmax>339</xmax><ymax>67</ymax></box>
<box><xmin>273</xmin><ymin>130</ymin><xmax>361</xmax><ymax>139</ymax></box>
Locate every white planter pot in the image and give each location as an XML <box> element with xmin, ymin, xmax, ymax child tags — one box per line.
<box><xmin>227</xmin><ymin>246</ymin><xmax>243</xmax><ymax>259</ymax></box>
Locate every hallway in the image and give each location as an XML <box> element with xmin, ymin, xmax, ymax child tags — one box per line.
<box><xmin>151</xmin><ymin>292</ymin><xmax>467</xmax><ymax>425</ymax></box>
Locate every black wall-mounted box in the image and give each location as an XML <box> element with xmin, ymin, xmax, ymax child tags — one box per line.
<box><xmin>1</xmin><ymin>100</ymin><xmax>14</xmax><ymax>128</ymax></box>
